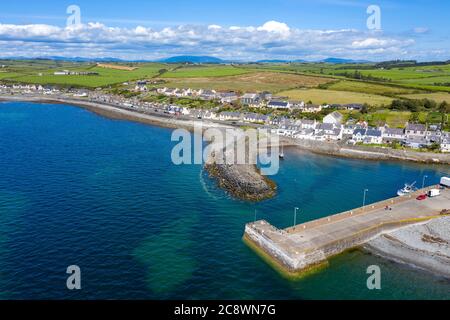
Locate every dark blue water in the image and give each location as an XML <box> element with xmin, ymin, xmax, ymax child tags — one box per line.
<box><xmin>0</xmin><ymin>101</ymin><xmax>449</xmax><ymax>300</ymax></box>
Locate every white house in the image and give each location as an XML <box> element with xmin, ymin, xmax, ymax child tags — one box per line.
<box><xmin>302</xmin><ymin>104</ymin><xmax>323</xmax><ymax>113</ymax></box>
<box><xmin>323</xmin><ymin>111</ymin><xmax>344</xmax><ymax>125</ymax></box>
<box><xmin>299</xmin><ymin>119</ymin><xmax>317</xmax><ymax>130</ymax></box>
<box><xmin>405</xmin><ymin>123</ymin><xmax>427</xmax><ymax>138</ymax></box>
<box><xmin>241</xmin><ymin>93</ymin><xmax>261</xmax><ymax>107</ymax></box>
<box><xmin>382</xmin><ymin>128</ymin><xmax>405</xmax><ymax>143</ymax></box>
<box><xmin>441</xmin><ymin>137</ymin><xmax>450</xmax><ymax>153</ymax></box>
<box><xmin>267</xmin><ymin>100</ymin><xmax>290</xmax><ymax>109</ymax></box>
<box><xmin>294</xmin><ymin>129</ymin><xmax>315</xmax><ymax>140</ymax></box>
<box><xmin>219</xmin><ymin>92</ymin><xmax>238</xmax><ymax>104</ymax></box>
<box><xmin>352</xmin><ymin>129</ymin><xmax>367</xmax><ymax>143</ymax></box>
<box><xmin>219</xmin><ymin>112</ymin><xmax>242</xmax><ymax>121</ymax></box>
<box><xmin>364</xmin><ymin>129</ymin><xmax>383</xmax><ymax>144</ymax></box>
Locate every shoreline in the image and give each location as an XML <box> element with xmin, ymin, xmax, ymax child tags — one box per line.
<box><xmin>364</xmin><ymin>216</ymin><xmax>450</xmax><ymax>279</ymax></box>
<box><xmin>1</xmin><ymin>95</ymin><xmax>449</xmax><ymax>165</ymax></box>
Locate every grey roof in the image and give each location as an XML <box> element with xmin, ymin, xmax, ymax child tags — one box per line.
<box><xmin>327</xmin><ymin>111</ymin><xmax>344</xmax><ymax>121</ymax></box>
<box><xmin>268</xmin><ymin>100</ymin><xmax>289</xmax><ymax>107</ymax></box>
<box><xmin>332</xmin><ymin>128</ymin><xmax>342</xmax><ymax>136</ymax></box>
<box><xmin>366</xmin><ymin>129</ymin><xmax>382</xmax><ymax>137</ymax></box>
<box><xmin>406</xmin><ymin>123</ymin><xmax>426</xmax><ymax>132</ymax></box>
<box><xmin>345</xmin><ymin>103</ymin><xmax>363</xmax><ymax>109</ymax></box>
<box><xmin>220</xmin><ymin>92</ymin><xmax>238</xmax><ymax>97</ymax></box>
<box><xmin>317</xmin><ymin>123</ymin><xmax>334</xmax><ymax>131</ymax></box>
<box><xmin>384</xmin><ymin>128</ymin><xmax>405</xmax><ymax>135</ymax></box>
<box><xmin>221</xmin><ymin>111</ymin><xmax>241</xmax><ymax>117</ymax></box>
<box><xmin>354</xmin><ymin>129</ymin><xmax>367</xmax><ymax>136</ymax></box>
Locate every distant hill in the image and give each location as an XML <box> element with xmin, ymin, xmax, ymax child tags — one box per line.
<box><xmin>321</xmin><ymin>58</ymin><xmax>371</xmax><ymax>64</ymax></box>
<box><xmin>256</xmin><ymin>59</ymin><xmax>307</xmax><ymax>63</ymax></box>
<box><xmin>158</xmin><ymin>56</ymin><xmax>226</xmax><ymax>64</ymax></box>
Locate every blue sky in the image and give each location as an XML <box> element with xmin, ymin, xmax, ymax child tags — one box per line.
<box><xmin>0</xmin><ymin>0</ymin><xmax>448</xmax><ymax>61</ymax></box>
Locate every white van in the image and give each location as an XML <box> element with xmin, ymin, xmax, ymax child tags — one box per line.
<box><xmin>427</xmin><ymin>189</ymin><xmax>441</xmax><ymax>198</ymax></box>
<box><xmin>440</xmin><ymin>177</ymin><xmax>450</xmax><ymax>188</ymax></box>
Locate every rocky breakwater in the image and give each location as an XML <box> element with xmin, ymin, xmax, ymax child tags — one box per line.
<box><xmin>204</xmin><ymin>131</ymin><xmax>277</xmax><ymax>202</ymax></box>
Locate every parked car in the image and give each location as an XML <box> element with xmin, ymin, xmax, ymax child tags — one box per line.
<box><xmin>416</xmin><ymin>194</ymin><xmax>427</xmax><ymax>201</ymax></box>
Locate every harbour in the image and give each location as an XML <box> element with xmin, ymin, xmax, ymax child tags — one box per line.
<box><xmin>245</xmin><ymin>186</ymin><xmax>450</xmax><ymax>278</ymax></box>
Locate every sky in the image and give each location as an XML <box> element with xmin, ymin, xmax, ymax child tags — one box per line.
<box><xmin>0</xmin><ymin>0</ymin><xmax>449</xmax><ymax>61</ymax></box>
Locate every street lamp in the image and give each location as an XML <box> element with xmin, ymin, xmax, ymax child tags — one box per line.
<box><xmin>294</xmin><ymin>207</ymin><xmax>300</xmax><ymax>229</ymax></box>
<box><xmin>363</xmin><ymin>189</ymin><xmax>369</xmax><ymax>210</ymax></box>
<box><xmin>422</xmin><ymin>175</ymin><xmax>428</xmax><ymax>189</ymax></box>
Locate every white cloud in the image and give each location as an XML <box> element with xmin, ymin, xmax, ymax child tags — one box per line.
<box><xmin>0</xmin><ymin>20</ymin><xmax>439</xmax><ymax>61</ymax></box>
<box><xmin>256</xmin><ymin>21</ymin><xmax>290</xmax><ymax>34</ymax></box>
<box><xmin>208</xmin><ymin>25</ymin><xmax>222</xmax><ymax>30</ymax></box>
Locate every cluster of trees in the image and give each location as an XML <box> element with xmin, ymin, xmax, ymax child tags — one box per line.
<box><xmin>374</xmin><ymin>60</ymin><xmax>450</xmax><ymax>69</ymax></box>
<box><xmin>389</xmin><ymin>98</ymin><xmax>445</xmax><ymax>112</ymax></box>
<box><xmin>335</xmin><ymin>71</ymin><xmax>391</xmax><ymax>82</ymax></box>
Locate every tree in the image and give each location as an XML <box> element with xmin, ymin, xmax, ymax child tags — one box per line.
<box><xmin>410</xmin><ymin>112</ymin><xmax>420</xmax><ymax>123</ymax></box>
<box><xmin>439</xmin><ymin>101</ymin><xmax>449</xmax><ymax>127</ymax></box>
<box><xmin>361</xmin><ymin>103</ymin><xmax>369</xmax><ymax>114</ymax></box>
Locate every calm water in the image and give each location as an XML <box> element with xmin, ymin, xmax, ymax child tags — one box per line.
<box><xmin>0</xmin><ymin>101</ymin><xmax>449</xmax><ymax>300</ymax></box>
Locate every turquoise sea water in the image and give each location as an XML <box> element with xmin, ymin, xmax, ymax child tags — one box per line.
<box><xmin>0</xmin><ymin>101</ymin><xmax>449</xmax><ymax>300</ymax></box>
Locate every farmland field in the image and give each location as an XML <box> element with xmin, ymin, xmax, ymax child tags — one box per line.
<box><xmin>326</xmin><ymin>80</ymin><xmax>420</xmax><ymax>96</ymax></box>
<box><xmin>160</xmin><ymin>72</ymin><xmax>334</xmax><ymax>92</ymax></box>
<box><xmin>2</xmin><ymin>63</ymin><xmax>168</xmax><ymax>87</ymax></box>
<box><xmin>161</xmin><ymin>65</ymin><xmax>250</xmax><ymax>78</ymax></box>
<box><xmin>400</xmin><ymin>92</ymin><xmax>450</xmax><ymax>103</ymax></box>
<box><xmin>278</xmin><ymin>88</ymin><xmax>393</xmax><ymax>105</ymax></box>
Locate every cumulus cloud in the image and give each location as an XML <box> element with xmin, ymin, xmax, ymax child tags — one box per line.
<box><xmin>257</xmin><ymin>21</ymin><xmax>290</xmax><ymax>34</ymax></box>
<box><xmin>0</xmin><ymin>20</ymin><xmax>432</xmax><ymax>61</ymax></box>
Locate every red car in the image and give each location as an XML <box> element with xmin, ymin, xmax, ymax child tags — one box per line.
<box><xmin>416</xmin><ymin>194</ymin><xmax>427</xmax><ymax>201</ymax></box>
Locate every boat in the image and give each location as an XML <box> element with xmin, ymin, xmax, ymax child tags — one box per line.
<box><xmin>279</xmin><ymin>145</ymin><xmax>285</xmax><ymax>159</ymax></box>
<box><xmin>397</xmin><ymin>182</ymin><xmax>417</xmax><ymax>196</ymax></box>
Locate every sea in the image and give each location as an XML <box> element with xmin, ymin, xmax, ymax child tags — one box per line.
<box><xmin>0</xmin><ymin>101</ymin><xmax>449</xmax><ymax>300</ymax></box>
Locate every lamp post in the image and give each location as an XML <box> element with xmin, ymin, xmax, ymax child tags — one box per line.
<box><xmin>422</xmin><ymin>175</ymin><xmax>428</xmax><ymax>189</ymax></box>
<box><xmin>294</xmin><ymin>207</ymin><xmax>300</xmax><ymax>229</ymax></box>
<box><xmin>363</xmin><ymin>189</ymin><xmax>369</xmax><ymax>211</ymax></box>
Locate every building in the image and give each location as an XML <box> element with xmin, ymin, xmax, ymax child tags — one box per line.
<box><xmin>364</xmin><ymin>129</ymin><xmax>383</xmax><ymax>144</ymax></box>
<box><xmin>323</xmin><ymin>111</ymin><xmax>343</xmax><ymax>125</ymax></box>
<box><xmin>382</xmin><ymin>128</ymin><xmax>405</xmax><ymax>143</ymax></box>
<box><xmin>219</xmin><ymin>112</ymin><xmax>242</xmax><ymax>121</ymax></box>
<box><xmin>219</xmin><ymin>92</ymin><xmax>238</xmax><ymax>104</ymax></box>
<box><xmin>300</xmin><ymin>119</ymin><xmax>317</xmax><ymax>130</ymax></box>
<box><xmin>302</xmin><ymin>104</ymin><xmax>323</xmax><ymax>113</ymax></box>
<box><xmin>267</xmin><ymin>100</ymin><xmax>290</xmax><ymax>109</ymax></box>
<box><xmin>243</xmin><ymin>113</ymin><xmax>268</xmax><ymax>123</ymax></box>
<box><xmin>404</xmin><ymin>136</ymin><xmax>430</xmax><ymax>149</ymax></box>
<box><xmin>352</xmin><ymin>129</ymin><xmax>367</xmax><ymax>143</ymax></box>
<box><xmin>345</xmin><ymin>104</ymin><xmax>363</xmax><ymax>111</ymax></box>
<box><xmin>241</xmin><ymin>93</ymin><xmax>261</xmax><ymax>106</ymax></box>
<box><xmin>441</xmin><ymin>135</ymin><xmax>450</xmax><ymax>153</ymax></box>
<box><xmin>260</xmin><ymin>91</ymin><xmax>273</xmax><ymax>101</ymax></box>
<box><xmin>405</xmin><ymin>123</ymin><xmax>427</xmax><ymax>138</ymax></box>
<box><xmin>294</xmin><ymin>129</ymin><xmax>315</xmax><ymax>140</ymax></box>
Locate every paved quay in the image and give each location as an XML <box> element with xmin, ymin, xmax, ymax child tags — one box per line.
<box><xmin>244</xmin><ymin>187</ymin><xmax>450</xmax><ymax>277</ymax></box>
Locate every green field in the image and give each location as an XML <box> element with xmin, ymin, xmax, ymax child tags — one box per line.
<box><xmin>161</xmin><ymin>65</ymin><xmax>250</xmax><ymax>78</ymax></box>
<box><xmin>400</xmin><ymin>92</ymin><xmax>450</xmax><ymax>103</ymax></box>
<box><xmin>278</xmin><ymin>88</ymin><xmax>393</xmax><ymax>105</ymax></box>
<box><xmin>326</xmin><ymin>80</ymin><xmax>420</xmax><ymax>96</ymax></box>
<box><xmin>0</xmin><ymin>61</ymin><xmax>168</xmax><ymax>87</ymax></box>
